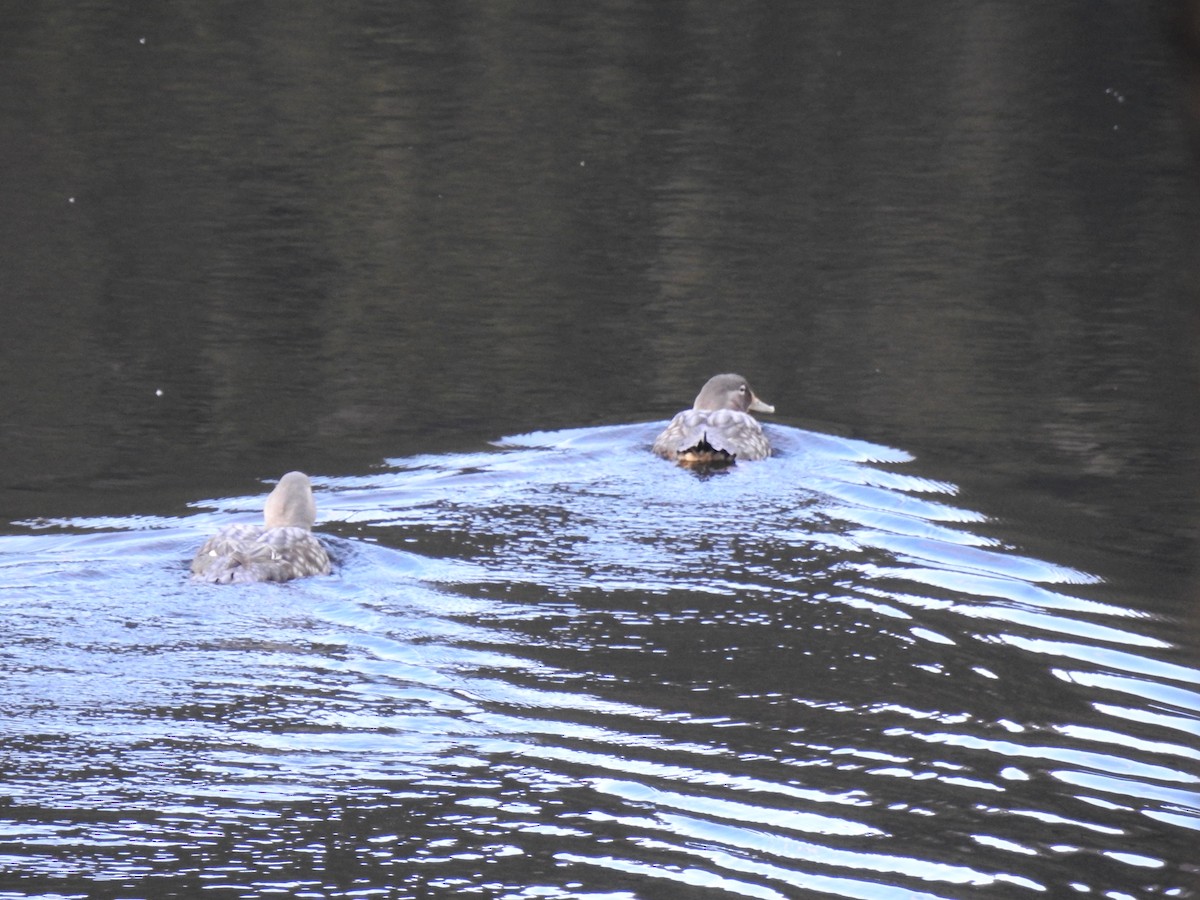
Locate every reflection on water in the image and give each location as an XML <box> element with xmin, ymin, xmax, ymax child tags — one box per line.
<box><xmin>2</xmin><ymin>0</ymin><xmax>1199</xmax><ymax>897</ymax></box>
<box><xmin>3</xmin><ymin>425</ymin><xmax>1197</xmax><ymax>898</ymax></box>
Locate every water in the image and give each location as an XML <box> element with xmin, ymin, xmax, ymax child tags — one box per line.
<box><xmin>3</xmin><ymin>424</ymin><xmax>1198</xmax><ymax>897</ymax></box>
<box><xmin>2</xmin><ymin>2</ymin><xmax>1200</xmax><ymax>898</ymax></box>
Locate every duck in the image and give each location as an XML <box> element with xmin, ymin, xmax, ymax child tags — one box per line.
<box><xmin>190</xmin><ymin>471</ymin><xmax>332</xmax><ymax>584</ymax></box>
<box><xmin>652</xmin><ymin>373</ymin><xmax>775</xmax><ymax>465</ymax></box>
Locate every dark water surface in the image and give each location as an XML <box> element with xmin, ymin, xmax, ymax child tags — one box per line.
<box><xmin>3</xmin><ymin>3</ymin><xmax>1200</xmax><ymax>898</ymax></box>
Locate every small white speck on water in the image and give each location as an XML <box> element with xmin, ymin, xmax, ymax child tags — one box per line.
<box><xmin>68</xmin><ymin>197</ymin><xmax>75</xmax><ymax>204</ymax></box>
<box><xmin>139</xmin><ymin>37</ymin><xmax>146</xmax><ymax>45</ymax></box>
<box><xmin>155</xmin><ymin>388</ymin><xmax>163</xmax><ymax>397</ymax></box>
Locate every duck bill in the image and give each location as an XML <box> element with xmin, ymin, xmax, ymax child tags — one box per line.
<box><xmin>748</xmin><ymin>394</ymin><xmax>775</xmax><ymax>414</ymax></box>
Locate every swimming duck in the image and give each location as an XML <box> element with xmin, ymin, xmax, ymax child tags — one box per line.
<box><xmin>652</xmin><ymin>373</ymin><xmax>775</xmax><ymax>465</ymax></box>
<box><xmin>190</xmin><ymin>471</ymin><xmax>332</xmax><ymax>584</ymax></box>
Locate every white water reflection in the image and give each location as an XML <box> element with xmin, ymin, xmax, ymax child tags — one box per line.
<box><xmin>1</xmin><ymin>423</ymin><xmax>1198</xmax><ymax>897</ymax></box>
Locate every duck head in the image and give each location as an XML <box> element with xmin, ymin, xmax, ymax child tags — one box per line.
<box><xmin>692</xmin><ymin>373</ymin><xmax>775</xmax><ymax>415</ymax></box>
<box><xmin>263</xmin><ymin>471</ymin><xmax>318</xmax><ymax>530</ymax></box>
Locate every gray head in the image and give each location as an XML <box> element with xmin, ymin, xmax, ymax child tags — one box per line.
<box><xmin>692</xmin><ymin>374</ymin><xmax>775</xmax><ymax>414</ymax></box>
<box><xmin>263</xmin><ymin>471</ymin><xmax>318</xmax><ymax>530</ymax></box>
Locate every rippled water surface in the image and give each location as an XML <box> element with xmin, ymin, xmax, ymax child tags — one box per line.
<box><xmin>3</xmin><ymin>1</ymin><xmax>1200</xmax><ymax>898</ymax></box>
<box><xmin>4</xmin><ymin>424</ymin><xmax>1198</xmax><ymax>898</ymax></box>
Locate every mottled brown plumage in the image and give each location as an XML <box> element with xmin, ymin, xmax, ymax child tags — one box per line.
<box><xmin>191</xmin><ymin>472</ymin><xmax>331</xmax><ymax>584</ymax></box>
<box><xmin>652</xmin><ymin>374</ymin><xmax>775</xmax><ymax>466</ymax></box>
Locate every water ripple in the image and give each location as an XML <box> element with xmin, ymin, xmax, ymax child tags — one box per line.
<box><xmin>1</xmin><ymin>423</ymin><xmax>1197</xmax><ymax>897</ymax></box>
